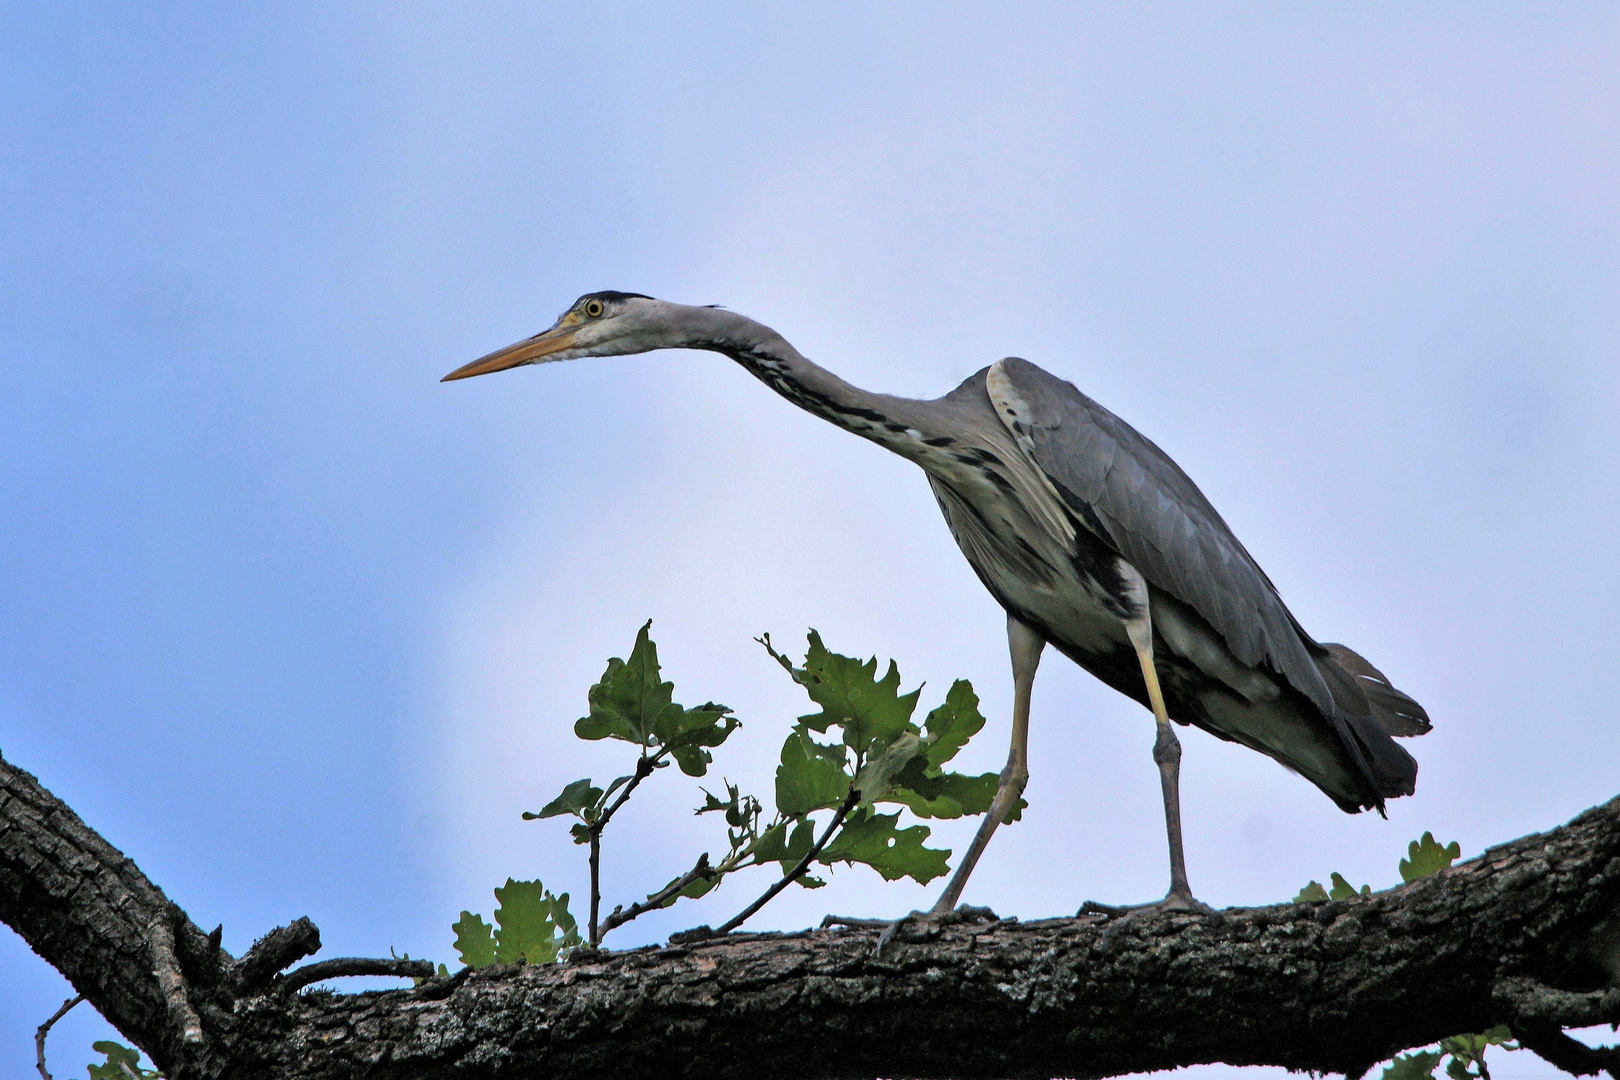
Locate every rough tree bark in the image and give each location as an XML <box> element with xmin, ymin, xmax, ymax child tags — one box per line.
<box><xmin>4</xmin><ymin>748</ymin><xmax>1618</xmax><ymax>1080</ymax></box>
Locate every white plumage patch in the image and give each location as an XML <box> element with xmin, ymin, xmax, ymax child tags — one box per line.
<box><xmin>985</xmin><ymin>360</ymin><xmax>1076</xmax><ymax>550</ymax></box>
<box><xmin>986</xmin><ymin>360</ymin><xmax>1039</xmax><ymax>455</ymax></box>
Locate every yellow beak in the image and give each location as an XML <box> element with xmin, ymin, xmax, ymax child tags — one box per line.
<box><xmin>441</xmin><ymin>327</ymin><xmax>580</xmax><ymax>382</ymax></box>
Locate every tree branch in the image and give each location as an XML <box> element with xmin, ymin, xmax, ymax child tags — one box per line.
<box><xmin>277</xmin><ymin>957</ymin><xmax>437</xmax><ymax>995</ymax></box>
<box><xmin>6</xmin><ymin>746</ymin><xmax>1620</xmax><ymax>1080</ymax></box>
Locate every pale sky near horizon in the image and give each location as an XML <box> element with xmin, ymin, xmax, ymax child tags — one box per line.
<box><xmin>3</xmin><ymin>4</ymin><xmax>1618</xmax><ymax>1076</ymax></box>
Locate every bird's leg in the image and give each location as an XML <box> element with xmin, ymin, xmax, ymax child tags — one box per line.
<box><xmin>1122</xmin><ymin>603</ymin><xmax>1206</xmax><ymax>912</ymax></box>
<box><xmin>929</xmin><ymin>616</ymin><xmax>1045</xmax><ymax>914</ymax></box>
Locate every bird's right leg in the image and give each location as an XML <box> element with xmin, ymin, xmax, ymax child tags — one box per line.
<box><xmin>1118</xmin><ymin>564</ymin><xmax>1207</xmax><ymax>912</ymax></box>
<box><xmin>929</xmin><ymin>615</ymin><xmax>1045</xmax><ymax>914</ymax></box>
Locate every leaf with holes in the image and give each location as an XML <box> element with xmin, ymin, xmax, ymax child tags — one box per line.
<box><xmin>819</xmin><ymin>806</ymin><xmax>951</xmax><ymax>883</ymax></box>
<box><xmin>1400</xmin><ymin>832</ymin><xmax>1462</xmax><ymax>882</ymax></box>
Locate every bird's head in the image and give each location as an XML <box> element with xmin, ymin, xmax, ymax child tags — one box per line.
<box><xmin>441</xmin><ymin>291</ymin><xmax>691</xmax><ymax>382</ymax></box>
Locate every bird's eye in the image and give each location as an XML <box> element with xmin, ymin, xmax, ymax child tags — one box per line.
<box><xmin>583</xmin><ymin>299</ymin><xmax>605</xmax><ymax>318</ymax></box>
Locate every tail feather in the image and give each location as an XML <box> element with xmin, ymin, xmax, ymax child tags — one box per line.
<box><xmin>1309</xmin><ymin>642</ymin><xmax>1429</xmax><ymax>808</ymax></box>
<box><xmin>1320</xmin><ymin>643</ymin><xmax>1432</xmax><ymax>737</ymax></box>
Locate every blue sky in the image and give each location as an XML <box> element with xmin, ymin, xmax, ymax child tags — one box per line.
<box><xmin>3</xmin><ymin>4</ymin><xmax>1617</xmax><ymax>1076</ymax></box>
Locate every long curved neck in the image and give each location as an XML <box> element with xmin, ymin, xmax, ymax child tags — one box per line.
<box><xmin>675</xmin><ymin>305</ymin><xmax>936</xmax><ymax>449</ymax></box>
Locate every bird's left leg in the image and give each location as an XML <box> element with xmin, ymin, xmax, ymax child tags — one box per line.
<box><xmin>822</xmin><ymin>617</ymin><xmax>1043</xmax><ymax>952</ymax></box>
<box><xmin>1119</xmin><ymin>562</ymin><xmax>1211</xmax><ymax>913</ymax></box>
<box><xmin>928</xmin><ymin>614</ymin><xmax>1045</xmax><ymax>914</ymax></box>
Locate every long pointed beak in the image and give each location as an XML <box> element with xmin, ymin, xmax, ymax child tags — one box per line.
<box><xmin>441</xmin><ymin>327</ymin><xmax>580</xmax><ymax>382</ymax></box>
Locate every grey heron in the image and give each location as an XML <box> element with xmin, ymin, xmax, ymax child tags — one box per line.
<box><xmin>444</xmin><ymin>292</ymin><xmax>1430</xmax><ymax>913</ymax></box>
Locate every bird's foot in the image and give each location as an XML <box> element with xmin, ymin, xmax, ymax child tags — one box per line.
<box><xmin>1078</xmin><ymin>890</ymin><xmax>1217</xmax><ymax>922</ymax></box>
<box><xmin>822</xmin><ymin>905</ymin><xmax>1001</xmax><ymax>956</ymax></box>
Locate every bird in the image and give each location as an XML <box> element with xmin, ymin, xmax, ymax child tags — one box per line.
<box><xmin>443</xmin><ymin>291</ymin><xmax>1431</xmax><ymax>914</ymax></box>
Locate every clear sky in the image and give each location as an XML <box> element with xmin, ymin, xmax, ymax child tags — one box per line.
<box><xmin>3</xmin><ymin>4</ymin><xmax>1617</xmax><ymax>1077</ymax></box>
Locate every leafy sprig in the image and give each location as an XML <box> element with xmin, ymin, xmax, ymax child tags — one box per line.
<box><xmin>1382</xmin><ymin>1026</ymin><xmax>1518</xmax><ymax>1080</ymax></box>
<box><xmin>522</xmin><ymin>620</ymin><xmax>739</xmax><ymax>944</ymax></box>
<box><xmin>465</xmin><ymin>623</ymin><xmax>1014</xmax><ymax>955</ymax></box>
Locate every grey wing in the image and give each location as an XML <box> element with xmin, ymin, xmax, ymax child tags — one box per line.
<box><xmin>993</xmin><ymin>358</ymin><xmax>1377</xmax><ymax>739</ymax></box>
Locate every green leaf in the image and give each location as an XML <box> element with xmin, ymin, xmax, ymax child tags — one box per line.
<box><xmin>852</xmin><ymin>731</ymin><xmax>923</xmax><ymax>807</ymax></box>
<box><xmin>885</xmin><ymin>761</ymin><xmax>1018</xmax><ymax>820</ymax></box>
<box><xmin>551</xmin><ymin>891</ymin><xmax>579</xmax><ymax>943</ymax></box>
<box><xmin>1329</xmin><ymin>872</ymin><xmax>1370</xmax><ymax>900</ymax></box>
<box><xmin>785</xmin><ymin>817</ymin><xmax>816</xmax><ymax>873</ymax></box>
<box><xmin>1381</xmin><ymin>1050</ymin><xmax>1442</xmax><ymax>1080</ymax></box>
<box><xmin>1440</xmin><ymin>1026</ymin><xmax>1517</xmax><ymax>1064</ymax></box>
<box><xmin>775</xmin><ymin>729</ymin><xmax>851</xmax><ymax>816</ymax></box>
<box><xmin>819</xmin><ymin>807</ymin><xmax>951</xmax><ymax>884</ymax></box>
<box><xmin>575</xmin><ymin>620</ymin><xmax>676</xmax><ymax>746</ymax></box>
<box><xmin>653</xmin><ymin>701</ymin><xmax>740</xmax><ymax>773</ymax></box>
<box><xmin>493</xmin><ymin>878</ymin><xmax>561</xmax><ymax>964</ymax></box>
<box><xmin>574</xmin><ymin>622</ymin><xmax>737</xmax><ymax>772</ymax></box>
<box><xmin>528</xmin><ymin>778</ymin><xmax>603</xmax><ymax>821</ymax></box>
<box><xmin>1400</xmin><ymin>832</ymin><xmax>1462</xmax><ymax>882</ymax></box>
<box><xmin>1294</xmin><ymin>880</ymin><xmax>1330</xmax><ymax>903</ymax></box>
<box><xmin>653</xmin><ymin>870</ymin><xmax>722</xmax><ymax>908</ymax></box>
<box><xmin>921</xmin><ymin>679</ymin><xmax>987</xmax><ymax>770</ymax></box>
<box><xmin>451</xmin><ymin>911</ymin><xmax>497</xmax><ymax>969</ymax></box>
<box><xmin>601</xmin><ymin>773</ymin><xmax>634</xmax><ymax>804</ymax></box>
<box><xmin>88</xmin><ymin>1041</ymin><xmax>161</xmax><ymax>1080</ymax></box>
<box><xmin>466</xmin><ymin>878</ymin><xmax>580</xmax><ymax>965</ymax></box>
<box><xmin>751</xmin><ymin>819</ymin><xmax>792</xmax><ymax>863</ymax></box>
<box><xmin>766</xmin><ymin>631</ymin><xmax>921</xmax><ymax>753</ymax></box>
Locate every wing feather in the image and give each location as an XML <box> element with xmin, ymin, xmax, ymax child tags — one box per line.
<box><xmin>995</xmin><ymin>358</ymin><xmax>1339</xmax><ymax>720</ymax></box>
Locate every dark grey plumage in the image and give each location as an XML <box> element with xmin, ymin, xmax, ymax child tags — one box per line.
<box><xmin>974</xmin><ymin>358</ymin><xmax>1427</xmax><ymax>813</ymax></box>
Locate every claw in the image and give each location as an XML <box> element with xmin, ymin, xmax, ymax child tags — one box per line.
<box><xmin>821</xmin><ymin>906</ymin><xmax>1002</xmax><ymax>957</ymax></box>
<box><xmin>1078</xmin><ymin>892</ymin><xmax>1218</xmax><ymax>922</ymax></box>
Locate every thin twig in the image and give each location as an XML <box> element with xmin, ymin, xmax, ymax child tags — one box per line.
<box><xmin>589</xmin><ymin>752</ymin><xmax>661</xmax><ymax>945</ymax></box>
<box><xmin>277</xmin><ymin>957</ymin><xmax>436</xmax><ymax>995</ymax></box>
<box><xmin>35</xmin><ymin>994</ymin><xmax>82</xmax><ymax>1080</ymax></box>
<box><xmin>588</xmin><ymin>826</ymin><xmax>602</xmax><ymax>946</ymax></box>
<box><xmin>598</xmin><ymin>853</ymin><xmax>716</xmax><ymax>940</ymax></box>
<box><xmin>714</xmin><ymin>789</ymin><xmax>860</xmax><ymax>935</ymax></box>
